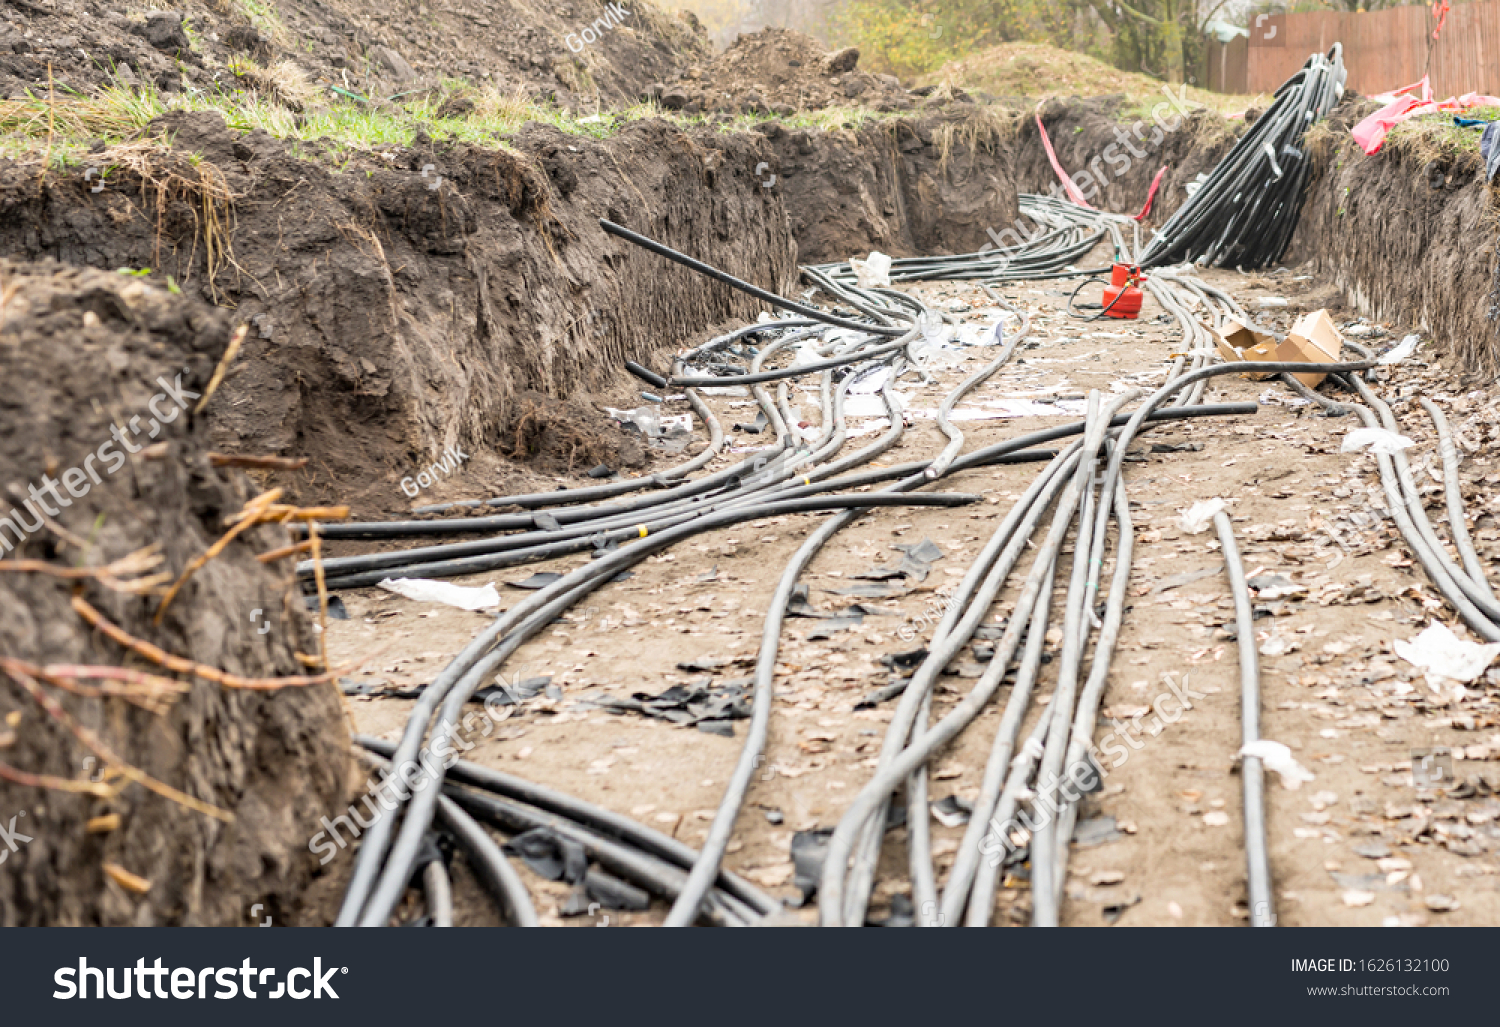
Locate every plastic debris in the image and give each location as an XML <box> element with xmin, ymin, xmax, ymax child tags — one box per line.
<box><xmin>1394</xmin><ymin>620</ymin><xmax>1500</xmax><ymax>695</ymax></box>
<box><xmin>376</xmin><ymin>577</ymin><xmax>500</xmax><ymax>611</ymax></box>
<box><xmin>1178</xmin><ymin>498</ymin><xmax>1227</xmax><ymax>534</ymax></box>
<box><xmin>1378</xmin><ymin>334</ymin><xmax>1419</xmax><ymax>365</ymax></box>
<box><xmin>1256</xmin><ymin>296</ymin><xmax>1288</xmax><ymax>308</ymax></box>
<box><xmin>1341</xmin><ymin>427</ymin><xmax>1415</xmax><ymax>454</ymax></box>
<box><xmin>850</xmin><ymin>251</ymin><xmax>892</xmax><ymax>289</ymax></box>
<box><xmin>1238</xmin><ymin>740</ymin><xmax>1315</xmax><ymax>790</ymax></box>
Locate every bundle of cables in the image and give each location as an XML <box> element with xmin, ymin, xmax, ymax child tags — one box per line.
<box><xmin>1139</xmin><ymin>44</ymin><xmax>1347</xmax><ymax>269</ymax></box>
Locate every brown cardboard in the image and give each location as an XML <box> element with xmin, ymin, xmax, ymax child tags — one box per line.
<box><xmin>1277</xmin><ymin>309</ymin><xmax>1342</xmax><ymax>388</ymax></box>
<box><xmin>1213</xmin><ymin>317</ymin><xmax>1279</xmax><ymax>380</ymax></box>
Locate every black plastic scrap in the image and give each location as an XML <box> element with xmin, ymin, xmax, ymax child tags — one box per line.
<box><xmin>856</xmin><ymin>537</ymin><xmax>944</xmax><ymax>583</ymax></box>
<box><xmin>508</xmin><ymin>571</ymin><xmax>564</xmax><ymax>590</ymax></box>
<box><xmin>598</xmin><ymin>677</ymin><xmax>751</xmax><ymax>734</ymax></box>
<box><xmin>473</xmin><ymin>675</ymin><xmax>555</xmax><ymax>706</ymax></box>
<box><xmin>732</xmin><ymin>410</ymin><xmax>769</xmax><ymax>434</ymax></box>
<box><xmin>386</xmin><ymin>674</ymin><xmax>553</xmax><ymax>703</ymax></box>
<box><xmin>865</xmin><ymin>893</ymin><xmax>914</xmax><ymax>928</ymax></box>
<box><xmin>303</xmin><ymin>594</ymin><xmax>350</xmax><ymax>619</ymax></box>
<box><xmin>504</xmin><ymin>826</ymin><xmax>589</xmax><ymax>883</ymax></box>
<box><xmin>1072</xmin><ymin>814</ymin><xmax>1124</xmax><ymax>848</ymax></box>
<box><xmin>930</xmin><ymin>795</ymin><xmax>973</xmax><ymax>828</ymax></box>
<box><xmin>790</xmin><ymin>828</ymin><xmax>834</xmax><ymax>907</ymax></box>
<box><xmin>560</xmin><ymin>867</ymin><xmax>652</xmax><ymax>915</ymax></box>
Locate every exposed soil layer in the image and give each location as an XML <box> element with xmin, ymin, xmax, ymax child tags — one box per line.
<box><xmin>766</xmin><ymin>108</ymin><xmax>1019</xmax><ymax>263</ymax></box>
<box><xmin>1288</xmin><ymin>101</ymin><xmax>1500</xmax><ymax>377</ymax></box>
<box><xmin>0</xmin><ymin>0</ymin><xmax>707</xmax><ymax>108</ymax></box>
<box><xmin>1014</xmin><ymin>95</ymin><xmax>1242</xmax><ymax>230</ymax></box>
<box><xmin>653</xmin><ymin>27</ymin><xmax>912</xmax><ymax>115</ymax></box>
<box><xmin>0</xmin><ymin>259</ymin><xmax>346</xmax><ymax>926</ymax></box>
<box><xmin>0</xmin><ymin>111</ymin><xmax>796</xmax><ymax>519</ymax></box>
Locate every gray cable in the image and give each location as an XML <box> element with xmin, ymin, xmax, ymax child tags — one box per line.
<box><xmin>1214</xmin><ymin>509</ymin><xmax>1274</xmax><ymax>928</ymax></box>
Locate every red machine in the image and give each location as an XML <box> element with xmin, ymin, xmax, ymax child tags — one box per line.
<box><xmin>1102</xmin><ymin>263</ymin><xmax>1145</xmax><ymax>319</ymax></box>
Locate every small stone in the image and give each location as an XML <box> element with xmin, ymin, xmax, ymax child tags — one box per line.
<box><xmin>1424</xmin><ymin>894</ymin><xmax>1460</xmax><ymax>912</ymax></box>
<box><xmin>1342</xmin><ymin>890</ymin><xmax>1375</xmax><ymax>907</ymax></box>
<box><xmin>1202</xmin><ymin>810</ymin><xmax>1230</xmax><ymax>827</ymax></box>
<box><xmin>1090</xmin><ymin>870</ymin><xmax>1124</xmax><ymax>885</ymax></box>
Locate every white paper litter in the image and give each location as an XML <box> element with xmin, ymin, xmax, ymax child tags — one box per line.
<box><xmin>851</xmin><ymin>251</ymin><xmax>892</xmax><ymax>289</ymax></box>
<box><xmin>1394</xmin><ymin>620</ymin><xmax>1500</xmax><ymax>696</ymax></box>
<box><xmin>1179</xmin><ymin>498</ymin><xmax>1227</xmax><ymax>534</ymax></box>
<box><xmin>1378</xmin><ymin>334</ymin><xmax>1419</xmax><ymax>365</ymax></box>
<box><xmin>1341</xmin><ymin>427</ymin><xmax>1415</xmax><ymax>454</ymax></box>
<box><xmin>1239</xmin><ymin>740</ymin><xmax>1315</xmax><ymax>790</ymax></box>
<box><xmin>377</xmin><ymin>578</ymin><xmax>501</xmax><ymax>611</ymax></box>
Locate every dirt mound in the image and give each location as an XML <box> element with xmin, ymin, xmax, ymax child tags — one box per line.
<box><xmin>654</xmin><ymin>27</ymin><xmax>914</xmax><ymax>114</ymax></box>
<box><xmin>501</xmin><ymin>391</ymin><xmax>648</xmax><ymax>476</ymax></box>
<box><xmin>0</xmin><ymin>258</ymin><xmax>347</xmax><ymax>926</ymax></box>
<box><xmin>922</xmin><ymin>42</ymin><xmax>1259</xmax><ymax>113</ymax></box>
<box><xmin>0</xmin><ymin>0</ymin><xmax>707</xmax><ymax>108</ymax></box>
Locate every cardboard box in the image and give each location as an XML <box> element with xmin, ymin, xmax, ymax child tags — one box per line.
<box><xmin>1213</xmin><ymin>317</ymin><xmax>1279</xmax><ymax>380</ymax></box>
<box><xmin>1278</xmin><ymin>309</ymin><xmax>1342</xmax><ymax>388</ymax></box>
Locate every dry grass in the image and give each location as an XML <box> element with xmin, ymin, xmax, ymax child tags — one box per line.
<box><xmin>929</xmin><ymin>103</ymin><xmax>1022</xmax><ymax>174</ymax></box>
<box><xmin>923</xmin><ymin>41</ymin><xmax>1265</xmax><ymax>116</ymax></box>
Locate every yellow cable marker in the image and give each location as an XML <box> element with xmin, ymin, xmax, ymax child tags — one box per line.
<box><xmin>637</xmin><ymin>524</ymin><xmax>649</xmax><ymax>538</ymax></box>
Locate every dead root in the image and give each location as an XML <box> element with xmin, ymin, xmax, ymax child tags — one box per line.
<box><xmin>76</xmin><ymin>595</ymin><xmax>361</xmax><ymax>691</ymax></box>
<box><xmin>0</xmin><ymin>658</ymin><xmax>233</xmax><ymax>822</ymax></box>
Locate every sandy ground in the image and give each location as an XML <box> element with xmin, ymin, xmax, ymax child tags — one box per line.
<box><xmin>319</xmin><ymin>259</ymin><xmax>1500</xmax><ymax>927</ymax></box>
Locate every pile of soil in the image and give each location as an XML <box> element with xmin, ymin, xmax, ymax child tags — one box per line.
<box><xmin>0</xmin><ymin>259</ymin><xmax>346</xmax><ymax>926</ymax></box>
<box><xmin>0</xmin><ymin>0</ymin><xmax>707</xmax><ymax>107</ymax></box>
<box><xmin>921</xmin><ymin>41</ymin><xmax>1251</xmax><ymax>112</ymax></box>
<box><xmin>501</xmin><ymin>391</ymin><xmax>648</xmax><ymax>476</ymax></box>
<box><xmin>651</xmin><ymin>27</ymin><xmax>915</xmax><ymax>115</ymax></box>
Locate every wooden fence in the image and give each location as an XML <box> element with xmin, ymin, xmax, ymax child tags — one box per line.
<box><xmin>1204</xmin><ymin>2</ymin><xmax>1500</xmax><ymax>98</ymax></box>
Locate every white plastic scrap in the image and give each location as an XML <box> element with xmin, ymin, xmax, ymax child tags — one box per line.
<box><xmin>1394</xmin><ymin>620</ymin><xmax>1500</xmax><ymax>696</ymax></box>
<box><xmin>1341</xmin><ymin>427</ymin><xmax>1415</xmax><ymax>455</ymax></box>
<box><xmin>851</xmin><ymin>251</ymin><xmax>892</xmax><ymax>289</ymax></box>
<box><xmin>1238</xmin><ymin>740</ymin><xmax>1315</xmax><ymax>790</ymax></box>
<box><xmin>1178</xmin><ymin>498</ymin><xmax>1227</xmax><ymax>534</ymax></box>
<box><xmin>377</xmin><ymin>578</ymin><xmax>501</xmax><ymax>611</ymax></box>
<box><xmin>1378</xmin><ymin>334</ymin><xmax>1419</xmax><ymax>365</ymax></box>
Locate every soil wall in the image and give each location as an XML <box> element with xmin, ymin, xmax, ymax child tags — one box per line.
<box><xmin>0</xmin><ymin>113</ymin><xmax>797</xmax><ymax>516</ymax></box>
<box><xmin>768</xmin><ymin>109</ymin><xmax>1019</xmax><ymax>263</ymax></box>
<box><xmin>1287</xmin><ymin>109</ymin><xmax>1500</xmax><ymax>375</ymax></box>
<box><xmin>0</xmin><ymin>260</ymin><xmax>346</xmax><ymax>926</ymax></box>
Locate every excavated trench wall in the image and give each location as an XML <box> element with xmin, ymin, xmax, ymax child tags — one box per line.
<box><xmin>766</xmin><ymin>109</ymin><xmax>1019</xmax><ymax>263</ymax></box>
<box><xmin>1287</xmin><ymin>112</ymin><xmax>1500</xmax><ymax>375</ymax></box>
<box><xmin>0</xmin><ymin>113</ymin><xmax>798</xmax><ymax>516</ymax></box>
<box><xmin>0</xmin><ymin>261</ymin><xmax>345</xmax><ymax>926</ymax></box>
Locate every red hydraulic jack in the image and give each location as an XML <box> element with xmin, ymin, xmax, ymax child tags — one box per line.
<box><xmin>1101</xmin><ymin>263</ymin><xmax>1145</xmax><ymax>319</ymax></box>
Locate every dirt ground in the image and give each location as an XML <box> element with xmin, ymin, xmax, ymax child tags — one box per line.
<box><xmin>316</xmin><ymin>251</ymin><xmax>1500</xmax><ymax>927</ymax></box>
